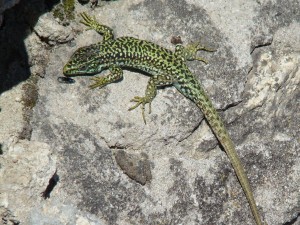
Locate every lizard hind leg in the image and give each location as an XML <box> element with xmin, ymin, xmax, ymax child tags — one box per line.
<box><xmin>128</xmin><ymin>74</ymin><xmax>174</xmax><ymax>124</ymax></box>
<box><xmin>89</xmin><ymin>66</ymin><xmax>123</xmax><ymax>89</ymax></box>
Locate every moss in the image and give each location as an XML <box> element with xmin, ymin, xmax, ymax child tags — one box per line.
<box><xmin>63</xmin><ymin>0</ymin><xmax>75</xmax><ymax>20</ymax></box>
<box><xmin>21</xmin><ymin>75</ymin><xmax>39</xmax><ymax>110</ymax></box>
<box><xmin>19</xmin><ymin>76</ymin><xmax>39</xmax><ymax>140</ymax></box>
<box><xmin>53</xmin><ymin>6</ymin><xmax>65</xmax><ymax>22</ymax></box>
<box><xmin>22</xmin><ymin>82</ymin><xmax>38</xmax><ymax>109</ymax></box>
<box><xmin>52</xmin><ymin>0</ymin><xmax>75</xmax><ymax>24</ymax></box>
<box><xmin>52</xmin><ymin>0</ymin><xmax>120</xmax><ymax>22</ymax></box>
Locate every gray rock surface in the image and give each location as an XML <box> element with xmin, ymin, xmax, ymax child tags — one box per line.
<box><xmin>0</xmin><ymin>0</ymin><xmax>299</xmax><ymax>225</ymax></box>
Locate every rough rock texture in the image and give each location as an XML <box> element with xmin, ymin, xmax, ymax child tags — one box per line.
<box><xmin>0</xmin><ymin>0</ymin><xmax>299</xmax><ymax>225</ymax></box>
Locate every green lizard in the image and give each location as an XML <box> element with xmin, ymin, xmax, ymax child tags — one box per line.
<box><xmin>63</xmin><ymin>12</ymin><xmax>264</xmax><ymax>225</ymax></box>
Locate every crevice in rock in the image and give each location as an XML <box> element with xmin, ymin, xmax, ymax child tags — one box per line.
<box><xmin>283</xmin><ymin>212</ymin><xmax>300</xmax><ymax>225</ymax></box>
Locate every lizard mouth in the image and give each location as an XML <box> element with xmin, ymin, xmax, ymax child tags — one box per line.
<box><xmin>63</xmin><ymin>64</ymin><xmax>85</xmax><ymax>76</ymax></box>
<box><xmin>63</xmin><ymin>64</ymin><xmax>100</xmax><ymax>77</ymax></box>
<box><xmin>62</xmin><ymin>65</ymin><xmax>72</xmax><ymax>76</ymax></box>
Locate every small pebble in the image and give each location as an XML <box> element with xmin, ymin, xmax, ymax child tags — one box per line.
<box><xmin>57</xmin><ymin>77</ymin><xmax>75</xmax><ymax>84</ymax></box>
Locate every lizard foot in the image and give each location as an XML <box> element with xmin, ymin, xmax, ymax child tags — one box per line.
<box><xmin>128</xmin><ymin>96</ymin><xmax>152</xmax><ymax>124</ymax></box>
<box><xmin>184</xmin><ymin>42</ymin><xmax>216</xmax><ymax>62</ymax></box>
<box><xmin>89</xmin><ymin>77</ymin><xmax>108</xmax><ymax>89</ymax></box>
<box><xmin>80</xmin><ymin>12</ymin><xmax>101</xmax><ymax>31</ymax></box>
<box><xmin>79</xmin><ymin>12</ymin><xmax>114</xmax><ymax>42</ymax></box>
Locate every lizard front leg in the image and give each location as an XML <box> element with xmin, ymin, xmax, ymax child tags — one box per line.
<box><xmin>89</xmin><ymin>66</ymin><xmax>123</xmax><ymax>89</ymax></box>
<box><xmin>80</xmin><ymin>12</ymin><xmax>114</xmax><ymax>42</ymax></box>
<box><xmin>174</xmin><ymin>41</ymin><xmax>215</xmax><ymax>63</ymax></box>
<box><xmin>129</xmin><ymin>74</ymin><xmax>174</xmax><ymax>124</ymax></box>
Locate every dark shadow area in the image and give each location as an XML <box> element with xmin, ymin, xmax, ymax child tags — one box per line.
<box><xmin>0</xmin><ymin>0</ymin><xmax>60</xmax><ymax>94</ymax></box>
<box><xmin>41</xmin><ymin>169</ymin><xmax>59</xmax><ymax>199</ymax></box>
<box><xmin>283</xmin><ymin>212</ymin><xmax>300</xmax><ymax>225</ymax></box>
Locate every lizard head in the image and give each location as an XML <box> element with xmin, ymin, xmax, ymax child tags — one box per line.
<box><xmin>63</xmin><ymin>45</ymin><xmax>104</xmax><ymax>76</ymax></box>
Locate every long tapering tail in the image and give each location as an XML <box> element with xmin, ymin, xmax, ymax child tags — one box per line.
<box><xmin>195</xmin><ymin>91</ymin><xmax>263</xmax><ymax>225</ymax></box>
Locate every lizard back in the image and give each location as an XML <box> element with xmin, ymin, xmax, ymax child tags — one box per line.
<box><xmin>64</xmin><ymin>37</ymin><xmax>180</xmax><ymax>77</ymax></box>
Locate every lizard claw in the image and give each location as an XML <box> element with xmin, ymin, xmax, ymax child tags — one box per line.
<box><xmin>184</xmin><ymin>42</ymin><xmax>216</xmax><ymax>63</ymax></box>
<box><xmin>80</xmin><ymin>12</ymin><xmax>98</xmax><ymax>30</ymax></box>
<box><xmin>128</xmin><ymin>96</ymin><xmax>152</xmax><ymax>124</ymax></box>
<box><xmin>89</xmin><ymin>77</ymin><xmax>107</xmax><ymax>89</ymax></box>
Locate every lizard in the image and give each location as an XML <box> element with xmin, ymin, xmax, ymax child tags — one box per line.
<box><xmin>63</xmin><ymin>12</ymin><xmax>264</xmax><ymax>225</ymax></box>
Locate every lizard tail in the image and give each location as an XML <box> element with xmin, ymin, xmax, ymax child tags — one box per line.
<box><xmin>195</xmin><ymin>95</ymin><xmax>263</xmax><ymax>225</ymax></box>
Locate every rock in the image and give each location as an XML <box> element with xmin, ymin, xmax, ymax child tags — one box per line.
<box><xmin>0</xmin><ymin>0</ymin><xmax>299</xmax><ymax>224</ymax></box>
